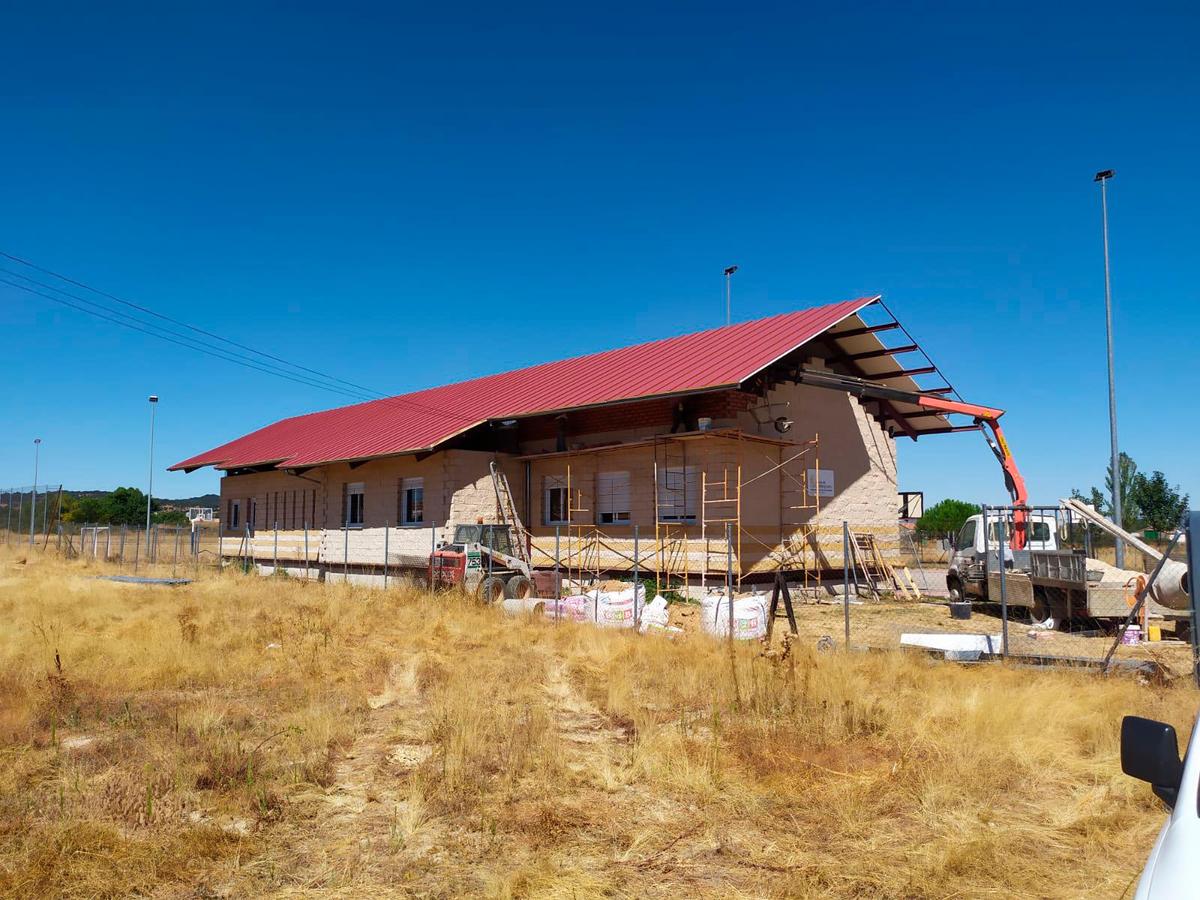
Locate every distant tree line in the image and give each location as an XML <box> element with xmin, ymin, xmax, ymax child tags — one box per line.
<box><xmin>62</xmin><ymin>487</ymin><xmax>190</xmax><ymax>526</ymax></box>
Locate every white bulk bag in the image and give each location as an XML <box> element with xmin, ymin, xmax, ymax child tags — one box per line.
<box><xmin>639</xmin><ymin>595</ymin><xmax>671</xmax><ymax>633</ymax></box>
<box><xmin>700</xmin><ymin>593</ymin><xmax>768</xmax><ymax>640</ymax></box>
<box><xmin>595</xmin><ymin>583</ymin><xmax>645</xmax><ymax>629</ymax></box>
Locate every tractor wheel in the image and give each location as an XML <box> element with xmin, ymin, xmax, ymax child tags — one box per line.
<box><xmin>476</xmin><ymin>575</ymin><xmax>507</xmax><ymax>604</ymax></box>
<box><xmin>947</xmin><ymin>576</ymin><xmax>963</xmax><ymax>602</ymax></box>
<box><xmin>504</xmin><ymin>574</ymin><xmax>536</xmax><ymax>600</ymax></box>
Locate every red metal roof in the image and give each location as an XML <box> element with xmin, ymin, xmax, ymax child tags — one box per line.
<box><xmin>171</xmin><ymin>296</ymin><xmax>878</xmax><ymax>472</ymax></box>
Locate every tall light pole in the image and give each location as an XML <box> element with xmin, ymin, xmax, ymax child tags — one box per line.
<box><xmin>724</xmin><ymin>265</ymin><xmax>738</xmax><ymax>326</ymax></box>
<box><xmin>30</xmin><ymin>438</ymin><xmax>41</xmax><ymax>547</ymax></box>
<box><xmin>1095</xmin><ymin>169</ymin><xmax>1123</xmax><ymax>567</ymax></box>
<box><xmin>146</xmin><ymin>396</ymin><xmax>159</xmax><ymax>555</ymax></box>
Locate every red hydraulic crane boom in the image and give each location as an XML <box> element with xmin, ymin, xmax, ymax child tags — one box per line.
<box><xmin>793</xmin><ymin>369</ymin><xmax>1030</xmax><ymax>550</ymax></box>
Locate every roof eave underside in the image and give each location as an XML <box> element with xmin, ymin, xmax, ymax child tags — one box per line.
<box><xmin>816</xmin><ymin>299</ymin><xmax>962</xmax><ymax>438</ymax></box>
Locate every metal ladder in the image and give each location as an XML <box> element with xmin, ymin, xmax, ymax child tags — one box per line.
<box><xmin>489</xmin><ymin>461</ymin><xmax>531</xmax><ymax>567</ymax></box>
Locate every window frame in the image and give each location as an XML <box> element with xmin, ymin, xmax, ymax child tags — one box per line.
<box><xmin>596</xmin><ymin>470</ymin><xmax>632</xmax><ymax>525</ymax></box>
<box><xmin>657</xmin><ymin>465</ymin><xmax>698</xmax><ymax>523</ymax></box>
<box><xmin>543</xmin><ymin>475</ymin><xmax>570</xmax><ymax>525</ymax></box>
<box><xmin>955</xmin><ymin>520</ymin><xmax>976</xmax><ymax>551</ymax></box>
<box><xmin>987</xmin><ymin>519</ymin><xmax>1051</xmax><ymax>544</ymax></box>
<box><xmin>345</xmin><ymin>482</ymin><xmax>366</xmax><ymax>529</ymax></box>
<box><xmin>400</xmin><ymin>477</ymin><xmax>425</xmax><ymax>525</ymax></box>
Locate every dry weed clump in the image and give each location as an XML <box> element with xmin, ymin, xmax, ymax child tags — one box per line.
<box><xmin>0</xmin><ymin>547</ymin><xmax>1194</xmax><ymax>898</ymax></box>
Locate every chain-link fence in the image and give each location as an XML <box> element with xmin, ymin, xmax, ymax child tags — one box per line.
<box><xmin>7</xmin><ymin>492</ymin><xmax>1194</xmax><ymax>683</ymax></box>
<box><xmin>820</xmin><ymin>508</ymin><xmax>1197</xmax><ymax>681</ymax></box>
<box><xmin>0</xmin><ymin>485</ymin><xmax>65</xmax><ymax>548</ymax></box>
<box><xmin>3</xmin><ymin>517</ymin><xmax>222</xmax><ymax>577</ymax></box>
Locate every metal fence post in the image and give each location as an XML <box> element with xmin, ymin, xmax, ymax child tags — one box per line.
<box><xmin>1186</xmin><ymin>511</ymin><xmax>1200</xmax><ymax>688</ymax></box>
<box><xmin>726</xmin><ymin>522</ymin><xmax>734</xmax><ymax>642</ymax></box>
<box><xmin>273</xmin><ymin>520</ymin><xmax>279</xmax><ymax>573</ymax></box>
<box><xmin>428</xmin><ymin>521</ymin><xmax>437</xmax><ymax>591</ymax></box>
<box><xmin>383</xmin><ymin>521</ymin><xmax>389</xmax><ymax>589</ymax></box>
<box><xmin>633</xmin><ymin>524</ymin><xmax>640</xmax><ymax>629</ymax></box>
<box><xmin>554</xmin><ymin>525</ymin><xmax>561</xmax><ymax>622</ymax></box>
<box><xmin>343</xmin><ymin>522</ymin><xmax>349</xmax><ymax>583</ymax></box>
<box><xmin>133</xmin><ymin>527</ymin><xmax>141</xmax><ymax>573</ymax></box>
<box><xmin>998</xmin><ymin>510</ymin><xmax>1009</xmax><ymax>659</ymax></box>
<box><xmin>842</xmin><ymin>521</ymin><xmax>850</xmax><ymax>647</ymax></box>
<box><xmin>303</xmin><ymin>521</ymin><xmax>310</xmax><ymax>581</ymax></box>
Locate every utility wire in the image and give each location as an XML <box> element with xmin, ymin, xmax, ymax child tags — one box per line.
<box><xmin>1</xmin><ymin>249</ymin><xmax>384</xmax><ymax>399</ymax></box>
<box><xmin>1</xmin><ymin>268</ymin><xmax>378</xmax><ymax>402</ymax></box>
<box><xmin>1</xmin><ymin>277</ymin><xmax>376</xmax><ymax>401</ymax></box>
<box><xmin>0</xmin><ymin>252</ymin><xmax>482</xmax><ymax>424</ymax></box>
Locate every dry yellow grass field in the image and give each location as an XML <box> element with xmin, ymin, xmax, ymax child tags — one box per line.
<box><xmin>0</xmin><ymin>549</ymin><xmax>1195</xmax><ymax>899</ymax></box>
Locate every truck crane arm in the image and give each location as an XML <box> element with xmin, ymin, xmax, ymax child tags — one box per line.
<box><xmin>793</xmin><ymin>369</ymin><xmax>1030</xmax><ymax>549</ymax></box>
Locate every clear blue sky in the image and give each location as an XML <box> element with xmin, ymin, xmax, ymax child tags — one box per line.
<box><xmin>2</xmin><ymin>2</ymin><xmax>1196</xmax><ymax>507</ymax></box>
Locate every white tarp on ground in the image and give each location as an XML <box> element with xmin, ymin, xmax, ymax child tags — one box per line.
<box><xmin>900</xmin><ymin>632</ymin><xmax>1002</xmax><ymax>660</ymax></box>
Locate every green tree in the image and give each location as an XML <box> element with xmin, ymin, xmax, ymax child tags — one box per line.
<box><xmin>153</xmin><ymin>509</ymin><xmax>190</xmax><ymax>526</ymax></box>
<box><xmin>63</xmin><ymin>495</ymin><xmax>108</xmax><ymax>523</ymax></box>
<box><xmin>61</xmin><ymin>487</ymin><xmax>161</xmax><ymax>525</ymax></box>
<box><xmin>1073</xmin><ymin>452</ymin><xmax>1143</xmax><ymax>530</ymax></box>
<box><xmin>1131</xmin><ymin>471</ymin><xmax>1188</xmax><ymax>533</ymax></box>
<box><xmin>106</xmin><ymin>487</ymin><xmax>152</xmax><ymax>525</ymax></box>
<box><xmin>1074</xmin><ymin>453</ymin><xmax>1190</xmax><ymax>534</ymax></box>
<box><xmin>1104</xmin><ymin>452</ymin><xmax>1143</xmax><ymax>531</ymax></box>
<box><xmin>1070</xmin><ymin>485</ymin><xmax>1108</xmax><ymax>513</ymax></box>
<box><xmin>915</xmin><ymin>499</ymin><xmax>980</xmax><ymax>540</ymax></box>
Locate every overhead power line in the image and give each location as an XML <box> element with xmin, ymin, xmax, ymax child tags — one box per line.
<box><xmin>1</xmin><ymin>249</ymin><xmax>384</xmax><ymax>399</ymax></box>
<box><xmin>0</xmin><ymin>252</ymin><xmax>482</xmax><ymax>424</ymax></box>
<box><xmin>1</xmin><ymin>276</ymin><xmax>375</xmax><ymax>401</ymax></box>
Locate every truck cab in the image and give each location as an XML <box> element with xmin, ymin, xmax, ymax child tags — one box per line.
<box><xmin>946</xmin><ymin>513</ymin><xmax>1058</xmax><ymax>602</ymax></box>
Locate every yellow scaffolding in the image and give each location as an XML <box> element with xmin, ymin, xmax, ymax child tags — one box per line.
<box><xmin>530</xmin><ymin>428</ymin><xmax>822</xmax><ymax>594</ymax></box>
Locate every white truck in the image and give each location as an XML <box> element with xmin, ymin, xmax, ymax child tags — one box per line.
<box><xmin>946</xmin><ymin>507</ymin><xmax>1188</xmax><ymax>629</ymax></box>
<box><xmin>1122</xmin><ymin>713</ymin><xmax>1199</xmax><ymax>899</ymax></box>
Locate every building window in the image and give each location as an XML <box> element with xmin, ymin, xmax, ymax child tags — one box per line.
<box><xmin>597</xmin><ymin>471</ymin><xmax>631</xmax><ymax>524</ymax></box>
<box><xmin>228</xmin><ymin>499</ymin><xmax>240</xmax><ymax>531</ymax></box>
<box><xmin>400</xmin><ymin>477</ymin><xmax>424</xmax><ymax>524</ymax></box>
<box><xmin>248</xmin><ymin>498</ymin><xmax>258</xmax><ymax>533</ymax></box>
<box><xmin>544</xmin><ymin>475</ymin><xmax>569</xmax><ymax>525</ymax></box>
<box><xmin>345</xmin><ymin>482</ymin><xmax>365</xmax><ymax>528</ymax></box>
<box><xmin>657</xmin><ymin>466</ymin><xmax>697</xmax><ymax>522</ymax></box>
